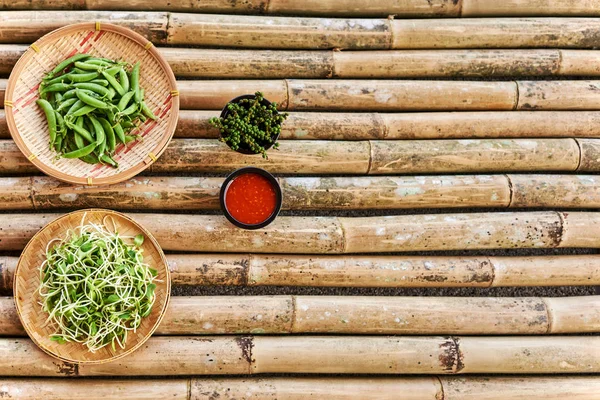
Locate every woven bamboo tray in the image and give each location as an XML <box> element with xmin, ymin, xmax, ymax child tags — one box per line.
<box><xmin>13</xmin><ymin>209</ymin><xmax>171</xmax><ymax>364</ymax></box>
<box><xmin>5</xmin><ymin>22</ymin><xmax>179</xmax><ymax>185</ymax></box>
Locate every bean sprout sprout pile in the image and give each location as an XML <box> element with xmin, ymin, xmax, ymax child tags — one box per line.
<box><xmin>38</xmin><ymin>214</ymin><xmax>158</xmax><ymax>352</ymax></box>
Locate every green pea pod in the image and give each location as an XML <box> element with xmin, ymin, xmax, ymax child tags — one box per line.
<box><xmin>85</xmin><ymin>59</ymin><xmax>112</xmax><ymax>66</ymax></box>
<box><xmin>113</xmin><ymin>122</ymin><xmax>126</xmax><ymax>144</ymax></box>
<box><xmin>56</xmin><ymin>97</ymin><xmax>78</xmax><ymax>112</ymax></box>
<box><xmin>120</xmin><ymin>102</ymin><xmax>138</xmax><ymax>116</ymax></box>
<box><xmin>36</xmin><ymin>99</ymin><xmax>57</xmax><ymax>147</ymax></box>
<box><xmin>54</xmin><ymin>110</ymin><xmax>66</xmax><ymax>137</ymax></box>
<box><xmin>104</xmin><ymin>66</ymin><xmax>121</xmax><ymax>76</ymax></box>
<box><xmin>101</xmin><ymin>70</ymin><xmax>126</xmax><ymax>96</ymax></box>
<box><xmin>117</xmin><ymin>91</ymin><xmax>135</xmax><ymax>111</ymax></box>
<box><xmin>131</xmin><ymin>62</ymin><xmax>141</xmax><ymax>103</ymax></box>
<box><xmin>62</xmin><ymin>142</ymin><xmax>97</xmax><ymax>159</ymax></box>
<box><xmin>62</xmin><ymin>89</ymin><xmax>78</xmax><ymax>99</ymax></box>
<box><xmin>121</xmin><ymin>121</ymin><xmax>135</xmax><ymax>129</ymax></box>
<box><xmin>75</xmin><ymin>116</ymin><xmax>85</xmax><ymax>128</ymax></box>
<box><xmin>98</xmin><ymin>117</ymin><xmax>116</xmax><ymax>153</ymax></box>
<box><xmin>71</xmin><ymin>68</ymin><xmax>87</xmax><ymax>74</ymax></box>
<box><xmin>80</xmin><ymin>152</ymin><xmax>99</xmax><ymax>164</ymax></box>
<box><xmin>74</xmin><ymin>127</ymin><xmax>86</xmax><ymax>148</ymax></box>
<box><xmin>71</xmin><ymin>105</ymin><xmax>96</xmax><ymax>117</ymax></box>
<box><xmin>74</xmin><ymin>61</ymin><xmax>103</xmax><ymax>71</ymax></box>
<box><xmin>40</xmin><ymin>83</ymin><xmax>71</xmax><ymax>94</ymax></box>
<box><xmin>43</xmin><ymin>73</ymin><xmax>73</xmax><ymax>88</ymax></box>
<box><xmin>66</xmin><ymin>120</ymin><xmax>95</xmax><ymax>143</ymax></box>
<box><xmin>54</xmin><ymin>135</ymin><xmax>63</xmax><ymax>153</ymax></box>
<box><xmin>124</xmin><ymin>135</ymin><xmax>137</xmax><ymax>144</ymax></box>
<box><xmin>106</xmin><ymin>108</ymin><xmax>117</xmax><ymax>125</ymax></box>
<box><xmin>73</xmin><ymin>82</ymin><xmax>110</xmax><ymax>97</ymax></box>
<box><xmin>76</xmin><ymin>89</ymin><xmax>111</xmax><ymax>109</ymax></box>
<box><xmin>100</xmin><ymin>154</ymin><xmax>118</xmax><ymax>168</ymax></box>
<box><xmin>68</xmin><ymin>72</ymin><xmax>99</xmax><ymax>83</ymax></box>
<box><xmin>141</xmin><ymin>102</ymin><xmax>157</xmax><ymax>120</ymax></box>
<box><xmin>44</xmin><ymin>53</ymin><xmax>90</xmax><ymax>80</ymax></box>
<box><xmin>55</xmin><ymin>92</ymin><xmax>63</xmax><ymax>105</ymax></box>
<box><xmin>88</xmin><ymin>115</ymin><xmax>106</xmax><ymax>156</ymax></box>
<box><xmin>89</xmin><ymin>79</ymin><xmax>109</xmax><ymax>87</ymax></box>
<box><xmin>106</xmin><ymin>86</ymin><xmax>116</xmax><ymax>100</ymax></box>
<box><xmin>119</xmin><ymin>68</ymin><xmax>130</xmax><ymax>92</ymax></box>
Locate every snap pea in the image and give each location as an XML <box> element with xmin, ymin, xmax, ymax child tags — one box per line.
<box><xmin>55</xmin><ymin>111</ymin><xmax>66</xmax><ymax>136</ymax></box>
<box><xmin>124</xmin><ymin>135</ymin><xmax>137</xmax><ymax>144</ymax></box>
<box><xmin>62</xmin><ymin>142</ymin><xmax>97</xmax><ymax>159</ymax></box>
<box><xmin>43</xmin><ymin>73</ymin><xmax>74</xmax><ymax>87</ymax></box>
<box><xmin>117</xmin><ymin>91</ymin><xmax>135</xmax><ymax>111</ymax></box>
<box><xmin>73</xmin><ymin>82</ymin><xmax>110</xmax><ymax>97</ymax></box>
<box><xmin>71</xmin><ymin>105</ymin><xmax>96</xmax><ymax>117</ymax></box>
<box><xmin>55</xmin><ymin>92</ymin><xmax>63</xmax><ymax>105</ymax></box>
<box><xmin>98</xmin><ymin>117</ymin><xmax>116</xmax><ymax>153</ymax></box>
<box><xmin>67</xmin><ymin>120</ymin><xmax>95</xmax><ymax>143</ymax></box>
<box><xmin>104</xmin><ymin>66</ymin><xmax>121</xmax><ymax>77</ymax></box>
<box><xmin>102</xmin><ymin>70</ymin><xmax>126</xmax><ymax>96</ymax></box>
<box><xmin>56</xmin><ymin>98</ymin><xmax>78</xmax><ymax>112</ymax></box>
<box><xmin>89</xmin><ymin>79</ymin><xmax>109</xmax><ymax>87</ymax></box>
<box><xmin>74</xmin><ymin>61</ymin><xmax>104</xmax><ymax>71</ymax></box>
<box><xmin>100</xmin><ymin>153</ymin><xmax>118</xmax><ymax>168</ymax></box>
<box><xmin>119</xmin><ymin>68</ymin><xmax>130</xmax><ymax>92</ymax></box>
<box><xmin>40</xmin><ymin>83</ymin><xmax>71</xmax><ymax>94</ymax></box>
<box><xmin>68</xmin><ymin>72</ymin><xmax>99</xmax><ymax>83</ymax></box>
<box><xmin>88</xmin><ymin>115</ymin><xmax>106</xmax><ymax>156</ymax></box>
<box><xmin>36</xmin><ymin>99</ymin><xmax>57</xmax><ymax>147</ymax></box>
<box><xmin>131</xmin><ymin>62</ymin><xmax>141</xmax><ymax>103</ymax></box>
<box><xmin>107</xmin><ymin>87</ymin><xmax>116</xmax><ymax>100</ymax></box>
<box><xmin>44</xmin><ymin>53</ymin><xmax>89</xmax><ymax>80</ymax></box>
<box><xmin>113</xmin><ymin>122</ymin><xmax>126</xmax><ymax>144</ymax></box>
<box><xmin>80</xmin><ymin>152</ymin><xmax>99</xmax><ymax>164</ymax></box>
<box><xmin>141</xmin><ymin>102</ymin><xmax>157</xmax><ymax>120</ymax></box>
<box><xmin>76</xmin><ymin>89</ymin><xmax>112</xmax><ymax>110</ymax></box>
<box><xmin>66</xmin><ymin>99</ymin><xmax>85</xmax><ymax>115</ymax></box>
<box><xmin>120</xmin><ymin>102</ymin><xmax>139</xmax><ymax>116</ymax></box>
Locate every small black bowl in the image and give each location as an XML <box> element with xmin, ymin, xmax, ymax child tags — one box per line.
<box><xmin>220</xmin><ymin>167</ymin><xmax>283</xmax><ymax>230</ymax></box>
<box><xmin>219</xmin><ymin>94</ymin><xmax>281</xmax><ymax>155</ymax></box>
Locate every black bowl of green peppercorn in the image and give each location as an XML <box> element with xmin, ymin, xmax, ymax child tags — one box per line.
<box><xmin>210</xmin><ymin>92</ymin><xmax>288</xmax><ymax>159</ymax></box>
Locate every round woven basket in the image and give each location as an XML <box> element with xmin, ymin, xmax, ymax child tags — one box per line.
<box><xmin>13</xmin><ymin>209</ymin><xmax>171</xmax><ymax>364</ymax></box>
<box><xmin>5</xmin><ymin>22</ymin><xmax>179</xmax><ymax>186</ymax></box>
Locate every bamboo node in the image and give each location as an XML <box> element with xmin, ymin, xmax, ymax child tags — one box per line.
<box><xmin>170</xmin><ymin>90</ymin><xmax>179</xmax><ymax>97</ymax></box>
<box><xmin>95</xmin><ymin>22</ymin><xmax>101</xmax><ymax>31</ymax></box>
<box><xmin>4</xmin><ymin>100</ymin><xmax>13</xmax><ymax>108</ymax></box>
<box><xmin>27</xmin><ymin>154</ymin><xmax>37</xmax><ymax>161</ymax></box>
<box><xmin>30</xmin><ymin>44</ymin><xmax>40</xmax><ymax>53</ymax></box>
<box><xmin>145</xmin><ymin>42</ymin><xmax>153</xmax><ymax>50</ymax></box>
<box><xmin>86</xmin><ymin>177</ymin><xmax>93</xmax><ymax>186</ymax></box>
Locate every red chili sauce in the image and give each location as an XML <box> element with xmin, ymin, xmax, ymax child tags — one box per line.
<box><xmin>224</xmin><ymin>173</ymin><xmax>277</xmax><ymax>225</ymax></box>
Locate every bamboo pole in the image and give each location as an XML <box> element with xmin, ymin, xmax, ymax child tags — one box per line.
<box><xmin>577</xmin><ymin>138</ymin><xmax>600</xmax><ymax>172</ymax></box>
<box><xmin>4</xmin><ymin>295</ymin><xmax>597</xmax><ymax>336</ymax></box>
<box><xmin>285</xmin><ymin>80</ymin><xmax>517</xmax><ymax>111</ymax></box>
<box><xmin>2</xmin><ymin>336</ymin><xmax>595</xmax><ymax>376</ymax></box>
<box><xmin>3</xmin><ymin>79</ymin><xmax>600</xmax><ymax>111</ymax></box>
<box><xmin>461</xmin><ymin>0</ymin><xmax>600</xmax><ymax>17</ymax></box>
<box><xmin>166</xmin><ymin>13</ymin><xmax>392</xmax><ymax>49</ymax></box>
<box><xmin>4</xmin><ymin>376</ymin><xmax>600</xmax><ymax>400</ymax></box>
<box><xmin>368</xmin><ymin>139</ymin><xmax>580</xmax><ymax>174</ymax></box>
<box><xmin>5</xmin><ymin>109</ymin><xmax>600</xmax><ymax>140</ymax></box>
<box><xmin>0</xmin><ymin>211</ymin><xmax>599</xmax><ymax>253</ymax></box>
<box><xmin>149</xmin><ymin>139</ymin><xmax>371</xmax><ymax>175</ymax></box>
<box><xmin>516</xmin><ymin>81</ymin><xmax>600</xmax><ymax>110</ymax></box>
<box><xmin>0</xmin><ymin>175</ymin><xmax>514</xmax><ymax>210</ymax></box>
<box><xmin>2</xmin><ymin>254</ymin><xmax>599</xmax><ymax>292</ymax></box>
<box><xmin>7</xmin><ymin>212</ymin><xmax>600</xmax><ymax>252</ymax></box>
<box><xmin>391</xmin><ymin>18</ymin><xmax>600</xmax><ymax>49</ymax></box>
<box><xmin>0</xmin><ymin>11</ymin><xmax>169</xmax><ymax>44</ymax></box>
<box><xmin>508</xmin><ymin>174</ymin><xmax>600</xmax><ymax>208</ymax></box>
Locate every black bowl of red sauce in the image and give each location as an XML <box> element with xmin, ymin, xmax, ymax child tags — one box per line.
<box><xmin>220</xmin><ymin>167</ymin><xmax>283</xmax><ymax>230</ymax></box>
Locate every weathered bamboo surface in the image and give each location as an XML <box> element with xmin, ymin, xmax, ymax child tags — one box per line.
<box><xmin>2</xmin><ymin>175</ymin><xmax>600</xmax><ymax>211</ymax></box>
<box><xmin>2</xmin><ymin>295</ymin><xmax>598</xmax><ymax>336</ymax></box>
<box><xmin>3</xmin><ymin>376</ymin><xmax>600</xmax><ymax>400</ymax></box>
<box><xmin>0</xmin><ymin>211</ymin><xmax>598</xmax><ymax>253</ymax></box>
<box><xmin>392</xmin><ymin>18</ymin><xmax>600</xmax><ymax>49</ymax></box>
<box><xmin>4</xmin><ymin>110</ymin><xmax>600</xmax><ymax>140</ymax></box>
<box><xmin>5</xmin><ymin>0</ymin><xmax>600</xmax><ymax>18</ymax></box>
<box><xmin>5</xmin><ymin>46</ymin><xmax>600</xmax><ymax>78</ymax></box>
<box><xmin>2</xmin><ymin>336</ymin><xmax>598</xmax><ymax>376</ymax></box>
<box><xmin>2</xmin><ymin>254</ymin><xmax>599</xmax><ymax>292</ymax></box>
<box><xmin>3</xmin><ymin>79</ymin><xmax>600</xmax><ymax>111</ymax></box>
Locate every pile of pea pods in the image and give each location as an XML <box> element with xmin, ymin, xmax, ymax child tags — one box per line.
<box><xmin>36</xmin><ymin>53</ymin><xmax>157</xmax><ymax>167</ymax></box>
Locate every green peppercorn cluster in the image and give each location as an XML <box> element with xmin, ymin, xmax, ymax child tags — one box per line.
<box><xmin>209</xmin><ymin>92</ymin><xmax>288</xmax><ymax>159</ymax></box>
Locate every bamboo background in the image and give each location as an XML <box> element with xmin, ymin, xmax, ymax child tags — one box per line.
<box><xmin>1</xmin><ymin>3</ymin><xmax>600</xmax><ymax>398</ymax></box>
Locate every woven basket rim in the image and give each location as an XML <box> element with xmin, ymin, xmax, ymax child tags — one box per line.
<box><xmin>5</xmin><ymin>22</ymin><xmax>179</xmax><ymax>186</ymax></box>
<box><xmin>13</xmin><ymin>208</ymin><xmax>171</xmax><ymax>365</ymax></box>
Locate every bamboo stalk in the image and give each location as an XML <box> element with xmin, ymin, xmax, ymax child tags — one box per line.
<box><xmin>149</xmin><ymin>139</ymin><xmax>371</xmax><ymax>175</ymax></box>
<box><xmin>0</xmin><ymin>11</ymin><xmax>169</xmax><ymax>44</ymax></box>
<box><xmin>577</xmin><ymin>138</ymin><xmax>600</xmax><ymax>172</ymax></box>
<box><xmin>461</xmin><ymin>0</ymin><xmax>600</xmax><ymax>17</ymax></box>
<box><xmin>9</xmin><ymin>110</ymin><xmax>600</xmax><ymax>140</ymax></box>
<box><xmin>2</xmin><ymin>254</ymin><xmax>599</xmax><ymax>292</ymax></box>
<box><xmin>2</xmin><ymin>336</ymin><xmax>597</xmax><ymax>376</ymax></box>
<box><xmin>333</xmin><ymin>50</ymin><xmax>562</xmax><ymax>78</ymax></box>
<box><xmin>0</xmin><ymin>175</ymin><xmax>515</xmax><ymax>211</ymax></box>
<box><xmin>4</xmin><ymin>295</ymin><xmax>597</xmax><ymax>336</ymax></box>
<box><xmin>166</xmin><ymin>13</ymin><xmax>392</xmax><ymax>49</ymax></box>
<box><xmin>4</xmin><ymin>376</ymin><xmax>600</xmax><ymax>400</ymax></box>
<box><xmin>285</xmin><ymin>80</ymin><xmax>517</xmax><ymax>111</ymax></box>
<box><xmin>516</xmin><ymin>81</ymin><xmax>600</xmax><ymax>110</ymax></box>
<box><xmin>0</xmin><ymin>211</ymin><xmax>598</xmax><ymax>253</ymax></box>
<box><xmin>368</xmin><ymin>139</ymin><xmax>580</xmax><ymax>174</ymax></box>
<box><xmin>392</xmin><ymin>18</ymin><xmax>600</xmax><ymax>49</ymax></box>
<box><xmin>509</xmin><ymin>174</ymin><xmax>600</xmax><ymax>208</ymax></box>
